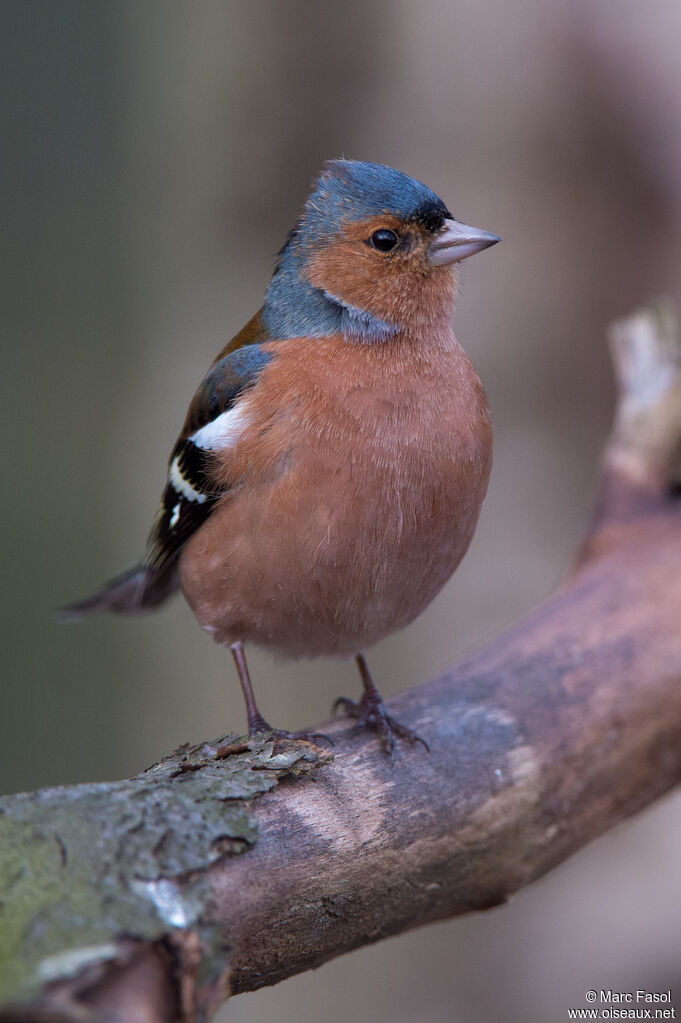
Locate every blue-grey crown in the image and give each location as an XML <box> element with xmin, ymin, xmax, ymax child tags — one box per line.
<box><xmin>301</xmin><ymin>160</ymin><xmax>451</xmax><ymax>245</ymax></box>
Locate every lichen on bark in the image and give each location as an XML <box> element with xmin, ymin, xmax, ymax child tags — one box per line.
<box><xmin>0</xmin><ymin>733</ymin><xmax>332</xmax><ymax>1012</ymax></box>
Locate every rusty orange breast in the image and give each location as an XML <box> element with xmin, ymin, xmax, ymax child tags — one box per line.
<box><xmin>179</xmin><ymin>324</ymin><xmax>492</xmax><ymax>658</ymax></box>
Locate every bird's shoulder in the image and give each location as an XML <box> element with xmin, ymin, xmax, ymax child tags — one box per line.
<box><xmin>178</xmin><ymin>309</ymin><xmax>272</xmax><ymax>440</ymax></box>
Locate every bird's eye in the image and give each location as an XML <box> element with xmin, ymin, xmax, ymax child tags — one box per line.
<box><xmin>368</xmin><ymin>229</ymin><xmax>399</xmax><ymax>252</ymax></box>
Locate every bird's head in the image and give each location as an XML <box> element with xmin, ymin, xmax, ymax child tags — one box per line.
<box><xmin>264</xmin><ymin>160</ymin><xmax>499</xmax><ymax>342</ymax></box>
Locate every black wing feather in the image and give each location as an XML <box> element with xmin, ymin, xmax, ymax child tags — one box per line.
<box><xmin>144</xmin><ymin>343</ymin><xmax>274</xmax><ymax>575</ymax></box>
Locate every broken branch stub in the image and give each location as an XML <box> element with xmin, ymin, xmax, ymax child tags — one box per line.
<box><xmin>605</xmin><ymin>301</ymin><xmax>681</xmax><ymax>492</ymax></box>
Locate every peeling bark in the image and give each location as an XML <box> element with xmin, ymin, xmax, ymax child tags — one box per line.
<box><xmin>1</xmin><ymin>305</ymin><xmax>680</xmax><ymax>1021</ymax></box>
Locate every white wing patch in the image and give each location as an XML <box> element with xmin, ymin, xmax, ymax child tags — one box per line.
<box><xmin>169</xmin><ymin>502</ymin><xmax>181</xmax><ymax>527</ymax></box>
<box><xmin>169</xmin><ymin>457</ymin><xmax>208</xmax><ymax>503</ymax></box>
<box><xmin>190</xmin><ymin>401</ymin><xmax>252</xmax><ymax>451</ymax></box>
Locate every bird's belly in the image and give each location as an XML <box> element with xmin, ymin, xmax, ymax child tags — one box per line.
<box><xmin>179</xmin><ymin>439</ymin><xmax>490</xmax><ymax>658</ymax></box>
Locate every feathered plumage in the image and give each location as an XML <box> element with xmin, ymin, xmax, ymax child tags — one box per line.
<box><xmin>65</xmin><ymin>160</ymin><xmax>499</xmax><ymax>752</ymax></box>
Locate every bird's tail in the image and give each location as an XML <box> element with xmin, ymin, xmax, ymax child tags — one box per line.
<box><xmin>60</xmin><ymin>562</ymin><xmax>179</xmax><ymax>621</ymax></box>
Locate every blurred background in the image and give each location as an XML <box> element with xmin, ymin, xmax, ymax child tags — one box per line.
<box><xmin>3</xmin><ymin>1</ymin><xmax>681</xmax><ymax>1020</ymax></box>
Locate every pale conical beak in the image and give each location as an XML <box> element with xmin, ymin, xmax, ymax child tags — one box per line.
<box><xmin>427</xmin><ymin>218</ymin><xmax>501</xmax><ymax>266</ymax></box>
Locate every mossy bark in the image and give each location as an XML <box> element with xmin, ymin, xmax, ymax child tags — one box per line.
<box><xmin>0</xmin><ymin>736</ymin><xmax>332</xmax><ymax>1020</ymax></box>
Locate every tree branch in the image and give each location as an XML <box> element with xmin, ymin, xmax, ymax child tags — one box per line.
<box><xmin>2</xmin><ymin>305</ymin><xmax>681</xmax><ymax>1022</ymax></box>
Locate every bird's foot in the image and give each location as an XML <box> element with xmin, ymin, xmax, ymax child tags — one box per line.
<box><xmin>247</xmin><ymin>713</ymin><xmax>334</xmax><ymax>749</ymax></box>
<box><xmin>270</xmin><ymin>728</ymin><xmax>335</xmax><ymax>748</ymax></box>
<box><xmin>333</xmin><ymin>693</ymin><xmax>429</xmax><ymax>754</ymax></box>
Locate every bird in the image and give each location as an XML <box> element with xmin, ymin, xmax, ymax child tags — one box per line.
<box><xmin>65</xmin><ymin>159</ymin><xmax>499</xmax><ymax>753</ymax></box>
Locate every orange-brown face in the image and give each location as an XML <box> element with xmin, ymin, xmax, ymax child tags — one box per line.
<box><xmin>304</xmin><ymin>214</ymin><xmax>458</xmax><ymax>332</ymax></box>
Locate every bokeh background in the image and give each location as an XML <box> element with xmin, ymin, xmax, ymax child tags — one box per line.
<box><xmin>3</xmin><ymin>1</ymin><xmax>681</xmax><ymax>1020</ymax></box>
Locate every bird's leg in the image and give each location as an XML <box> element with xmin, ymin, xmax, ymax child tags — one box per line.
<box><xmin>333</xmin><ymin>653</ymin><xmax>429</xmax><ymax>754</ymax></box>
<box><xmin>230</xmin><ymin>641</ymin><xmax>273</xmax><ymax>734</ymax></box>
<box><xmin>230</xmin><ymin>641</ymin><xmax>333</xmax><ymax>746</ymax></box>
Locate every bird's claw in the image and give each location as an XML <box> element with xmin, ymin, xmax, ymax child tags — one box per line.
<box><xmin>249</xmin><ymin>723</ymin><xmax>335</xmax><ymax>749</ymax></box>
<box><xmin>333</xmin><ymin>694</ymin><xmax>429</xmax><ymax>754</ymax></box>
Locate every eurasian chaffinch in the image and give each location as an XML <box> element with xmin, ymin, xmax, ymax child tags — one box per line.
<box><xmin>67</xmin><ymin>160</ymin><xmax>499</xmax><ymax>753</ymax></box>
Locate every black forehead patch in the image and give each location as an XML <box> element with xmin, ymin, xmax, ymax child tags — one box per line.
<box><xmin>410</xmin><ymin>200</ymin><xmax>452</xmax><ymax>234</ymax></box>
